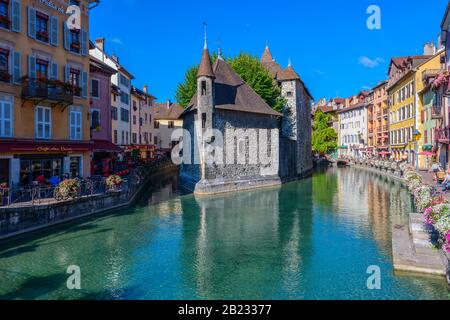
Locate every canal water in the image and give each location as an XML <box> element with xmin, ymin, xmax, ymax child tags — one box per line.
<box><xmin>0</xmin><ymin>167</ymin><xmax>449</xmax><ymax>300</ymax></box>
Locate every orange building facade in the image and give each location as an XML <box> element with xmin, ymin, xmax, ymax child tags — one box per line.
<box><xmin>0</xmin><ymin>0</ymin><xmax>94</xmax><ymax>187</ymax></box>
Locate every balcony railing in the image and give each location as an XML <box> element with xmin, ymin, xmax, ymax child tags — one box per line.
<box><xmin>422</xmin><ymin>69</ymin><xmax>441</xmax><ymax>83</ymax></box>
<box><xmin>431</xmin><ymin>105</ymin><xmax>443</xmax><ymax>119</ymax></box>
<box><xmin>21</xmin><ymin>78</ymin><xmax>75</xmax><ymax>107</ymax></box>
<box><xmin>435</xmin><ymin>127</ymin><xmax>450</xmax><ymax>144</ymax></box>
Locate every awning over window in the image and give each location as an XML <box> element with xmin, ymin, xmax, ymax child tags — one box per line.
<box><xmin>93</xmin><ymin>140</ymin><xmax>122</xmax><ymax>153</ymax></box>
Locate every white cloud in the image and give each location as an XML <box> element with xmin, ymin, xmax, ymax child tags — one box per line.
<box><xmin>111</xmin><ymin>38</ymin><xmax>124</xmax><ymax>46</ymax></box>
<box><xmin>358</xmin><ymin>56</ymin><xmax>384</xmax><ymax>68</ymax></box>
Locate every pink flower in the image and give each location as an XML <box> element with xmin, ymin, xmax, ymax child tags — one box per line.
<box><xmin>423</xmin><ymin>207</ymin><xmax>434</xmax><ymax>225</ymax></box>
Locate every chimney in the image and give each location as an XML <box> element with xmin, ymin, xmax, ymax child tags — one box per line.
<box><xmin>166</xmin><ymin>99</ymin><xmax>171</xmax><ymax>109</ymax></box>
<box><xmin>96</xmin><ymin>38</ymin><xmax>105</xmax><ymax>51</ymax></box>
<box><xmin>423</xmin><ymin>42</ymin><xmax>436</xmax><ymax>55</ymax></box>
<box><xmin>143</xmin><ymin>85</ymin><xmax>148</xmax><ymax>93</ymax></box>
<box><xmin>111</xmin><ymin>54</ymin><xmax>119</xmax><ymax>63</ymax></box>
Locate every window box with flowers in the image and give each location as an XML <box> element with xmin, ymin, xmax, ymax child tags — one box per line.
<box><xmin>70</xmin><ymin>41</ymin><xmax>81</xmax><ymax>51</ymax></box>
<box><xmin>36</xmin><ymin>30</ymin><xmax>49</xmax><ymax>42</ymax></box>
<box><xmin>0</xmin><ymin>70</ymin><xmax>11</xmax><ymax>83</ymax></box>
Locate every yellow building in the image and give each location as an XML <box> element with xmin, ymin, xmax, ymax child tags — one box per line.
<box><xmin>387</xmin><ymin>55</ymin><xmax>431</xmax><ymax>164</ymax></box>
<box><xmin>415</xmin><ymin>50</ymin><xmax>445</xmax><ymax>170</ymax></box>
<box><xmin>0</xmin><ymin>0</ymin><xmax>97</xmax><ymax>187</ymax></box>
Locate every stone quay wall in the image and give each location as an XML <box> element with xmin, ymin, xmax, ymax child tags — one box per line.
<box><xmin>0</xmin><ymin>164</ymin><xmax>179</xmax><ymax>241</ymax></box>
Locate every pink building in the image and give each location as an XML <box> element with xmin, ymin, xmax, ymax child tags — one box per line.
<box><xmin>89</xmin><ymin>56</ymin><xmax>121</xmax><ymax>175</ymax></box>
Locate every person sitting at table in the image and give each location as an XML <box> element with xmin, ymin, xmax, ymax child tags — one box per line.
<box><xmin>442</xmin><ymin>170</ymin><xmax>450</xmax><ymax>192</ymax></box>
<box><xmin>35</xmin><ymin>175</ymin><xmax>46</xmax><ymax>185</ymax></box>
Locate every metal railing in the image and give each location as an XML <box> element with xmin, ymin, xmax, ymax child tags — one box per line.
<box><xmin>21</xmin><ymin>79</ymin><xmax>75</xmax><ymax>105</ymax></box>
<box><xmin>0</xmin><ymin>159</ymin><xmax>174</xmax><ymax>208</ymax></box>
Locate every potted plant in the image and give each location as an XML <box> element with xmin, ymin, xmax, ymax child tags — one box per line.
<box><xmin>54</xmin><ymin>179</ymin><xmax>81</xmax><ymax>201</ymax></box>
<box><xmin>106</xmin><ymin>175</ymin><xmax>123</xmax><ymax>191</ymax></box>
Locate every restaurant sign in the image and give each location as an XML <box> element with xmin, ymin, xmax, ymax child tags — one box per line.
<box><xmin>0</xmin><ymin>142</ymin><xmax>94</xmax><ymax>153</ymax></box>
<box><xmin>39</xmin><ymin>0</ymin><xmax>65</xmax><ymax>14</ymax></box>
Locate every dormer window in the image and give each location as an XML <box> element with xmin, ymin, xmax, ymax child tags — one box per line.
<box><xmin>201</xmin><ymin>81</ymin><xmax>207</xmax><ymax>95</ymax></box>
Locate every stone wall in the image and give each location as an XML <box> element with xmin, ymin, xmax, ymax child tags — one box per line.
<box><xmin>295</xmin><ymin>81</ymin><xmax>313</xmax><ymax>176</ymax></box>
<box><xmin>0</xmin><ymin>164</ymin><xmax>179</xmax><ymax>240</ymax></box>
<box><xmin>180</xmin><ymin>109</ymin><xmax>280</xmax><ymax>191</ymax></box>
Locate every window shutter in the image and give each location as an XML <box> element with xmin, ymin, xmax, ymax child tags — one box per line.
<box><xmin>65</xmin><ymin>64</ymin><xmax>70</xmax><ymax>82</ymax></box>
<box><xmin>34</xmin><ymin>107</ymin><xmax>38</xmax><ymax>138</ymax></box>
<box><xmin>82</xmin><ymin>70</ymin><xmax>88</xmax><ymax>98</ymax></box>
<box><xmin>27</xmin><ymin>6</ymin><xmax>36</xmax><ymax>39</ymax></box>
<box><xmin>50</xmin><ymin>62</ymin><xmax>58</xmax><ymax>80</ymax></box>
<box><xmin>12</xmin><ymin>51</ymin><xmax>21</xmax><ymax>84</ymax></box>
<box><xmin>11</xmin><ymin>0</ymin><xmax>21</xmax><ymax>33</ymax></box>
<box><xmin>50</xmin><ymin>16</ymin><xmax>59</xmax><ymax>47</ymax></box>
<box><xmin>81</xmin><ymin>29</ymin><xmax>88</xmax><ymax>56</ymax></box>
<box><xmin>4</xmin><ymin>102</ymin><xmax>12</xmax><ymax>137</ymax></box>
<box><xmin>63</xmin><ymin>23</ymin><xmax>70</xmax><ymax>51</ymax></box>
<box><xmin>28</xmin><ymin>55</ymin><xmax>36</xmax><ymax>80</ymax></box>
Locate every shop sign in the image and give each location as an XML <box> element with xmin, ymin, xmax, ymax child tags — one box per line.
<box><xmin>39</xmin><ymin>0</ymin><xmax>65</xmax><ymax>14</ymax></box>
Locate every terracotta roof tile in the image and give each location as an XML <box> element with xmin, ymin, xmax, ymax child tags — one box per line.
<box><xmin>154</xmin><ymin>101</ymin><xmax>185</xmax><ymax>120</ymax></box>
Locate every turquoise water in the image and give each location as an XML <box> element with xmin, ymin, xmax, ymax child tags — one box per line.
<box><xmin>0</xmin><ymin>168</ymin><xmax>449</xmax><ymax>300</ymax></box>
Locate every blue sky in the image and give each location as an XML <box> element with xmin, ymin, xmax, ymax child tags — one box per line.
<box><xmin>90</xmin><ymin>0</ymin><xmax>448</xmax><ymax>102</ymax></box>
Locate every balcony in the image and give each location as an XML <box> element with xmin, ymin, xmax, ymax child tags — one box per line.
<box><xmin>422</xmin><ymin>69</ymin><xmax>441</xmax><ymax>83</ymax></box>
<box><xmin>435</xmin><ymin>127</ymin><xmax>450</xmax><ymax>144</ymax></box>
<box><xmin>21</xmin><ymin>78</ymin><xmax>75</xmax><ymax>108</ymax></box>
<box><xmin>431</xmin><ymin>105</ymin><xmax>443</xmax><ymax>120</ymax></box>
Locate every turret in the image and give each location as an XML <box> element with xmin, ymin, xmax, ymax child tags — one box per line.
<box><xmin>279</xmin><ymin>60</ymin><xmax>301</xmax><ymax>140</ymax></box>
<box><xmin>196</xmin><ymin>41</ymin><xmax>215</xmax><ymax>132</ymax></box>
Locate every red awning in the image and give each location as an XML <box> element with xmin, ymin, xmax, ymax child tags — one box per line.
<box><xmin>0</xmin><ymin>140</ymin><xmax>94</xmax><ymax>153</ymax></box>
<box><xmin>93</xmin><ymin>140</ymin><xmax>122</xmax><ymax>153</ymax></box>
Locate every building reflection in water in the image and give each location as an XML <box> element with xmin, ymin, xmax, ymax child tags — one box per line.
<box><xmin>180</xmin><ymin>176</ymin><xmax>314</xmax><ymax>299</ymax></box>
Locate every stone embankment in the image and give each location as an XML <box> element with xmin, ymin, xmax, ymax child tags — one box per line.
<box><xmin>0</xmin><ymin>163</ymin><xmax>179</xmax><ymax>241</ymax></box>
<box><xmin>350</xmin><ymin>159</ymin><xmax>449</xmax><ymax>287</ymax></box>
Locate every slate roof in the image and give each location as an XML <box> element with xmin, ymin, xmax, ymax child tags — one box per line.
<box><xmin>183</xmin><ymin>58</ymin><xmax>281</xmax><ymax>117</ymax></box>
<box><xmin>197</xmin><ymin>47</ymin><xmax>215</xmax><ymax>78</ymax></box>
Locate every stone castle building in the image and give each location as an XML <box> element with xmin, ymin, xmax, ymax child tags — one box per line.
<box><xmin>179</xmin><ymin>42</ymin><xmax>313</xmax><ymax>195</ymax></box>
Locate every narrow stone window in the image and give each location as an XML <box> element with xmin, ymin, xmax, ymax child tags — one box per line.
<box><xmin>201</xmin><ymin>81</ymin><xmax>207</xmax><ymax>95</ymax></box>
<box><xmin>202</xmin><ymin>113</ymin><xmax>207</xmax><ymax>129</ymax></box>
<box><xmin>286</xmin><ymin>91</ymin><xmax>292</xmax><ymax>97</ymax></box>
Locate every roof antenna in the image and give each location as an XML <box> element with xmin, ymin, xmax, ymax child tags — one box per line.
<box><xmin>217</xmin><ymin>37</ymin><xmax>224</xmax><ymax>60</ymax></box>
<box><xmin>203</xmin><ymin>22</ymin><xmax>208</xmax><ymax>49</ymax></box>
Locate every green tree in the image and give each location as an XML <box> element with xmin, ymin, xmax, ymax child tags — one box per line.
<box><xmin>176</xmin><ymin>53</ymin><xmax>284</xmax><ymax>112</ymax></box>
<box><xmin>312</xmin><ymin>110</ymin><xmax>338</xmax><ymax>155</ymax></box>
